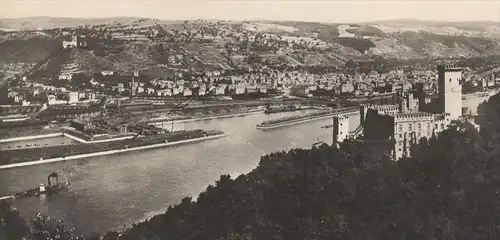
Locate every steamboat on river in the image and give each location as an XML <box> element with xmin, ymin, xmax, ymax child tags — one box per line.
<box><xmin>0</xmin><ymin>172</ymin><xmax>69</xmax><ymax>200</ymax></box>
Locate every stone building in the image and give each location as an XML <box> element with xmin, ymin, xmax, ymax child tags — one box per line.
<box><xmin>357</xmin><ymin>65</ymin><xmax>462</xmax><ymax>160</ymax></box>
<box><xmin>438</xmin><ymin>64</ymin><xmax>463</xmax><ymax>120</ymax></box>
<box><xmin>333</xmin><ymin>114</ymin><xmax>350</xmax><ymax>143</ymax></box>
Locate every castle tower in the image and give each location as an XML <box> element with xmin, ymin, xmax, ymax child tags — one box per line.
<box><xmin>398</xmin><ymin>94</ymin><xmax>408</xmax><ymax>113</ymax></box>
<box><xmin>333</xmin><ymin>114</ymin><xmax>349</xmax><ymax>143</ymax></box>
<box><xmin>131</xmin><ymin>71</ymin><xmax>138</xmax><ymax>97</ymax></box>
<box><xmin>404</xmin><ymin>92</ymin><xmax>419</xmax><ymax>113</ymax></box>
<box><xmin>437</xmin><ymin>64</ymin><xmax>462</xmax><ymax>120</ymax></box>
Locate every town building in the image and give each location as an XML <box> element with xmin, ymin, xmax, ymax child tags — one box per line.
<box><xmin>38</xmin><ymin>106</ymin><xmax>102</xmax><ymax>121</ymax></box>
<box><xmin>290</xmin><ymin>86</ymin><xmax>310</xmax><ymax>97</ymax></box>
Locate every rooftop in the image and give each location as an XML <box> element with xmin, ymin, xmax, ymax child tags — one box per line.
<box><xmin>393</xmin><ymin>112</ymin><xmax>435</xmax><ymax>121</ymax></box>
<box><xmin>438</xmin><ymin>64</ymin><xmax>462</xmax><ymax>71</ymax></box>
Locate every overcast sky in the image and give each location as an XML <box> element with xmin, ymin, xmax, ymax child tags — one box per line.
<box><xmin>1</xmin><ymin>0</ymin><xmax>499</xmax><ymax>23</ymax></box>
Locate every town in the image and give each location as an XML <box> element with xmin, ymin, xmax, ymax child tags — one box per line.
<box><xmin>2</xmin><ymin>8</ymin><xmax>500</xmax><ymax>239</ymax></box>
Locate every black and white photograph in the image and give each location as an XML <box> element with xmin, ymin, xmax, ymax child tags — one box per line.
<box><xmin>0</xmin><ymin>0</ymin><xmax>500</xmax><ymax>239</ymax></box>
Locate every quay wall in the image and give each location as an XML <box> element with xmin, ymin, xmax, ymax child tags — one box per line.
<box><xmin>62</xmin><ymin>133</ymin><xmax>134</xmax><ymax>144</ymax></box>
<box><xmin>0</xmin><ymin>132</ymin><xmax>135</xmax><ymax>145</ymax></box>
<box><xmin>0</xmin><ymin>133</ymin><xmax>227</xmax><ymax>170</ymax></box>
<box><xmin>0</xmin><ymin>133</ymin><xmax>64</xmax><ymax>143</ymax></box>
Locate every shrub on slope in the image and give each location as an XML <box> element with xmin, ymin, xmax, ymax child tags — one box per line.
<box><xmin>332</xmin><ymin>37</ymin><xmax>376</xmax><ymax>53</ymax></box>
<box><xmin>0</xmin><ymin>38</ymin><xmax>61</xmax><ymax>64</ymax></box>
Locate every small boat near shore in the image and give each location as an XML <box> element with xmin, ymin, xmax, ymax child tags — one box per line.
<box><xmin>2</xmin><ymin>172</ymin><xmax>70</xmax><ymax>200</ymax></box>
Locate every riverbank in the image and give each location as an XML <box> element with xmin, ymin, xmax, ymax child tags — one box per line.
<box><xmin>257</xmin><ymin>107</ymin><xmax>358</xmax><ymax>130</ymax></box>
<box><xmin>0</xmin><ymin>132</ymin><xmax>64</xmax><ymax>143</ymax></box>
<box><xmin>0</xmin><ymin>133</ymin><xmax>226</xmax><ymax>170</ymax></box>
<box><xmin>462</xmin><ymin>88</ymin><xmax>500</xmax><ymax>99</ymax></box>
<box><xmin>0</xmin><ymin>130</ymin><xmax>225</xmax><ymax>169</ymax></box>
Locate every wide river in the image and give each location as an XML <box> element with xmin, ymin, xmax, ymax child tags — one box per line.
<box><xmin>0</xmin><ymin>96</ymin><xmax>489</xmax><ymax>236</ymax></box>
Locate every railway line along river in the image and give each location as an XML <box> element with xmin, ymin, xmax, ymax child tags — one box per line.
<box><xmin>0</xmin><ymin>96</ymin><xmax>488</xmax><ymax>236</ymax></box>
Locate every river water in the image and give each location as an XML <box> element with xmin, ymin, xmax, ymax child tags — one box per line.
<box><xmin>0</xmin><ymin>96</ymin><xmax>488</xmax><ymax>236</ymax></box>
<box><xmin>0</xmin><ymin>110</ymin><xmax>359</xmax><ymax>236</ymax></box>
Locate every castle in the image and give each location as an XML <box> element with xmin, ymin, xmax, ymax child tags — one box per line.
<box><xmin>333</xmin><ymin>64</ymin><xmax>462</xmax><ymax>160</ymax></box>
<box><xmin>62</xmin><ymin>35</ymin><xmax>87</xmax><ymax>49</ymax></box>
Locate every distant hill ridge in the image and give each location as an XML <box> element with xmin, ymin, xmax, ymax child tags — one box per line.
<box><xmin>1</xmin><ymin>17</ymin><xmax>499</xmax><ymax>74</ymax></box>
<box><xmin>0</xmin><ymin>17</ymin><xmax>498</xmax><ymax>30</ymax></box>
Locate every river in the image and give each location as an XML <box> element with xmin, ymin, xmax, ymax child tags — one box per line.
<box><xmin>0</xmin><ymin>109</ymin><xmax>359</xmax><ymax>236</ymax></box>
<box><xmin>0</xmin><ymin>96</ymin><xmax>488</xmax><ymax>236</ymax></box>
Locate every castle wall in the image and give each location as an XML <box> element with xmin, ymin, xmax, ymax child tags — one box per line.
<box><xmin>392</xmin><ymin>112</ymin><xmax>451</xmax><ymax>159</ymax></box>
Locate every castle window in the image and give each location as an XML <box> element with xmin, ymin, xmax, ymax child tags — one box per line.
<box><xmin>435</xmin><ymin>123</ymin><xmax>438</xmax><ymax>129</ymax></box>
<box><xmin>408</xmin><ymin>124</ymin><xmax>412</xmax><ymax>131</ymax></box>
<box><xmin>398</xmin><ymin>124</ymin><xmax>402</xmax><ymax>132</ymax></box>
<box><xmin>426</xmin><ymin>123</ymin><xmax>430</xmax><ymax>131</ymax></box>
<box><xmin>418</xmin><ymin>123</ymin><xmax>421</xmax><ymax>131</ymax></box>
<box><xmin>399</xmin><ymin>134</ymin><xmax>402</xmax><ymax>138</ymax></box>
<box><xmin>441</xmin><ymin>123</ymin><xmax>444</xmax><ymax>129</ymax></box>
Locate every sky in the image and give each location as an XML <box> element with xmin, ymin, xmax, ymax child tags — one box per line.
<box><xmin>1</xmin><ymin>0</ymin><xmax>499</xmax><ymax>23</ymax></box>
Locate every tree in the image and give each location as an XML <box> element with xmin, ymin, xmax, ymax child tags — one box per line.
<box><xmin>0</xmin><ymin>200</ymin><xmax>28</xmax><ymax>240</ymax></box>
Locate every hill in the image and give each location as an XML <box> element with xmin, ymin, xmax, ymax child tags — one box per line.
<box><xmin>1</xmin><ymin>18</ymin><xmax>500</xmax><ymax>75</ymax></box>
<box><xmin>0</xmin><ymin>17</ymin><xmax>157</xmax><ymax>31</ymax></box>
<box><xmin>0</xmin><ymin>38</ymin><xmax>61</xmax><ymax>64</ymax></box>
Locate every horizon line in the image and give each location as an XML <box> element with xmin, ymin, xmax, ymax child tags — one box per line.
<box><xmin>1</xmin><ymin>16</ymin><xmax>499</xmax><ymax>24</ymax></box>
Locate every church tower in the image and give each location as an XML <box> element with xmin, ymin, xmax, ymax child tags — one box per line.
<box><xmin>438</xmin><ymin>64</ymin><xmax>462</xmax><ymax>120</ymax></box>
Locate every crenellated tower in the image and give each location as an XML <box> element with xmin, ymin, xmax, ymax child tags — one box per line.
<box><xmin>437</xmin><ymin>64</ymin><xmax>462</xmax><ymax>120</ymax></box>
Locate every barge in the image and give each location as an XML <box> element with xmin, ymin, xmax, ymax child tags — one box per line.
<box><xmin>257</xmin><ymin>107</ymin><xmax>358</xmax><ymax>130</ymax></box>
<box><xmin>1</xmin><ymin>172</ymin><xmax>69</xmax><ymax>200</ymax></box>
<box><xmin>264</xmin><ymin>105</ymin><xmax>300</xmax><ymax>114</ymax></box>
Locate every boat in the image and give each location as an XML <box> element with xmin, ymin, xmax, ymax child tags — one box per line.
<box><xmin>312</xmin><ymin>138</ymin><xmax>324</xmax><ymax>147</ymax></box>
<box><xmin>13</xmin><ymin>172</ymin><xmax>70</xmax><ymax>199</ymax></box>
<box><xmin>264</xmin><ymin>105</ymin><xmax>300</xmax><ymax>114</ymax></box>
